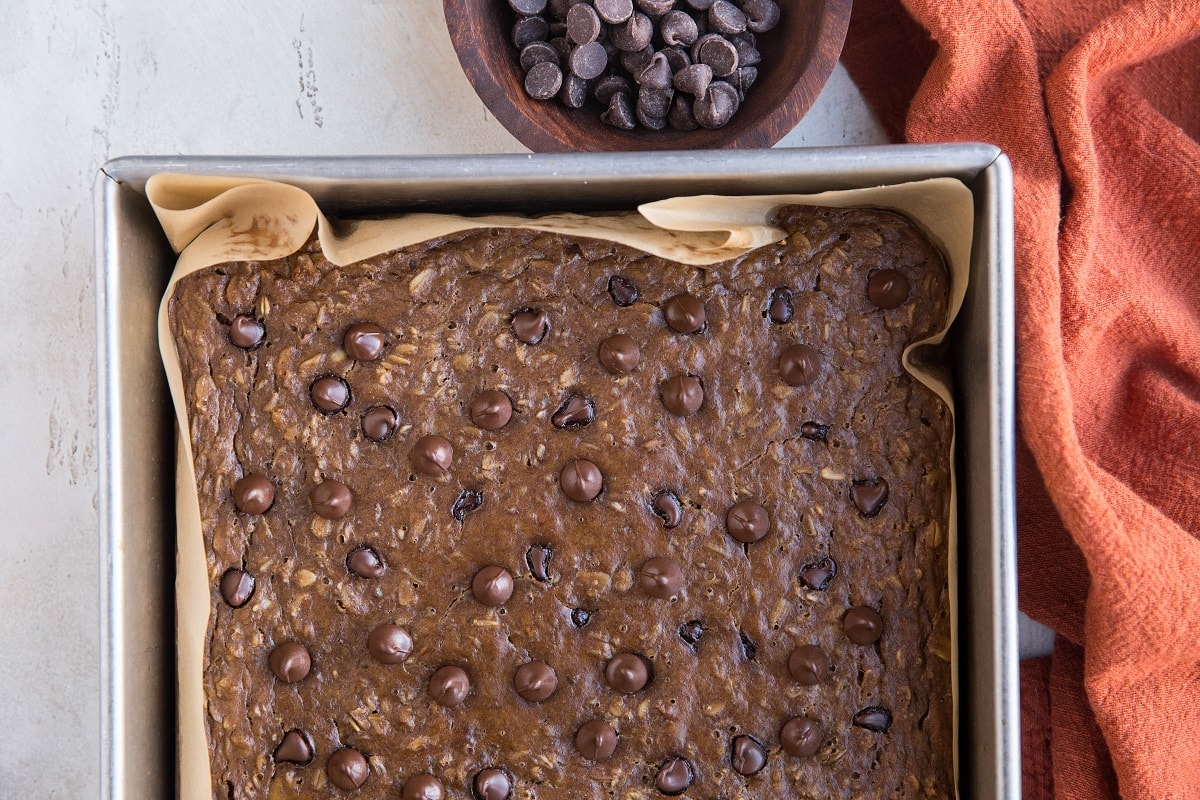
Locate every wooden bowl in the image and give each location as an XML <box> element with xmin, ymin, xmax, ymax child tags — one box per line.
<box><xmin>444</xmin><ymin>0</ymin><xmax>853</xmax><ymax>152</ymax></box>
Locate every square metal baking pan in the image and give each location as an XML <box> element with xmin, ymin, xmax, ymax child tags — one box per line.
<box><xmin>96</xmin><ymin>146</ymin><xmax>1016</xmax><ymax>800</ymax></box>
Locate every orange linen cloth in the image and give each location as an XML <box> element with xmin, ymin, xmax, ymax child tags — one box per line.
<box><xmin>840</xmin><ymin>1</ymin><xmax>1200</xmax><ymax>798</ymax></box>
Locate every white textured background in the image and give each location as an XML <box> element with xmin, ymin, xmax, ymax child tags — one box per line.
<box><xmin>0</xmin><ymin>2</ymin><xmax>1049</xmax><ymax>797</ymax></box>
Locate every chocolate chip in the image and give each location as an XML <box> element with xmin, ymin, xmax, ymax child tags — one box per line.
<box><xmin>780</xmin><ymin>716</ymin><xmax>822</xmax><ymax>757</ymax></box>
<box><xmin>347</xmin><ymin>545</ymin><xmax>385</xmax><ymax>578</ymax></box>
<box><xmin>788</xmin><ymin>644</ymin><xmax>830</xmax><ymax>685</ymax></box>
<box><xmin>638</xmin><ymin>556</ymin><xmax>683</xmax><ymax>598</ymax></box>
<box><xmin>868</xmin><ymin>268</ymin><xmax>910</xmax><ymax>309</ymax></box>
<box><xmin>511</xmin><ymin>308</ymin><xmax>551</xmax><ymax>344</ymax></box>
<box><xmin>526</xmin><ymin>544</ymin><xmax>553</xmax><ymax>582</ymax></box>
<box><xmin>472</xmin><ymin>767</ymin><xmax>512</xmax><ymax>800</ymax></box>
<box><xmin>595</xmin><ymin>76</ymin><xmax>634</xmax><ymax>107</ymax></box>
<box><xmin>739</xmin><ymin>631</ymin><xmax>758</xmax><ymax>660</ymax></box>
<box><xmin>853</xmin><ymin>706</ymin><xmax>893</xmax><ymax>733</ymax></box>
<box><xmin>601</xmin><ymin>89</ymin><xmax>637</xmax><ymax>129</ymax></box>
<box><xmin>273</xmin><ymin>729</ymin><xmax>313</xmax><ymax>764</ymax></box>
<box><xmin>683</xmin><ymin>0</ymin><xmax>715</xmax><ymax>7</ymax></box>
<box><xmin>469</xmin><ymin>390</ymin><xmax>513</xmax><ymax>430</ymax></box>
<box><xmin>726</xmin><ymin>500</ymin><xmax>770</xmax><ymax>543</ymax></box>
<box><xmin>800</xmin><ymin>421</ymin><xmax>829</xmax><ymax>441</ymax></box>
<box><xmin>368</xmin><ymin>623</ymin><xmax>413</xmax><ymax>664</ymax></box>
<box><xmin>668</xmin><ymin>95</ymin><xmax>699</xmax><ymax>130</ymax></box>
<box><xmin>638</xmin><ymin>85</ymin><xmax>673</xmax><ymax>122</ymax></box>
<box><xmin>767</xmin><ymin>287</ymin><xmax>794</xmax><ymax>323</ymax></box>
<box><xmin>310</xmin><ymin>479</ymin><xmax>351</xmax><ymax>520</ymax></box>
<box><xmin>566</xmin><ymin>2</ymin><xmax>602</xmax><ymax>43</ymax></box>
<box><xmin>730</xmin><ymin>32</ymin><xmax>761</xmax><ymax>66</ymax></box>
<box><xmin>232</xmin><ymin>473</ymin><xmax>274</xmax><ymax>514</ymax></box>
<box><xmin>513</xmin><ymin>661</ymin><xmax>558</xmax><ymax>702</ymax></box>
<box><xmin>598</xmin><ymin>333</ymin><xmax>641</xmax><ymax>374</ymax></box>
<box><xmin>731</xmin><ymin>734</ymin><xmax>767</xmax><ymax>775</ymax></box>
<box><xmin>268</xmin><ymin>641</ymin><xmax>312</xmax><ymax>684</ymax></box>
<box><xmin>605</xmin><ymin>652</ymin><xmax>651</xmax><ymax>693</ymax></box>
<box><xmin>552</xmin><ymin>393</ymin><xmax>595</xmax><ymax>429</ymax></box>
<box><xmin>694</xmin><ymin>33</ymin><xmax>738</xmax><ymax>76</ymax></box>
<box><xmin>673</xmin><ymin>62</ymin><xmax>712</xmax><ymax>96</ymax></box>
<box><xmin>402</xmin><ymin>774</ymin><xmax>446</xmax><ymax>800</ymax></box>
<box><xmin>851</xmin><ymin>477</ymin><xmax>889</xmax><ymax>516</ymax></box>
<box><xmin>343</xmin><ymin>322</ymin><xmax>386</xmax><ymax>361</ymax></box>
<box><xmin>799</xmin><ymin>557</ymin><xmax>837</xmax><ymax>590</ymax></box>
<box><xmin>327</xmin><ymin>748</ymin><xmax>369</xmax><ymax>790</ymax></box>
<box><xmin>610</xmin><ymin>11</ymin><xmax>653</xmax><ymax>51</ymax></box>
<box><xmin>549</xmin><ymin>34</ymin><xmax>572</xmax><ymax>60</ymax></box>
<box><xmin>635</xmin><ymin>52</ymin><xmax>673</xmax><ymax>90</ymax></box>
<box><xmin>600</xmin><ymin>277</ymin><xmax>638</xmax><ymax>309</ymax></box>
<box><xmin>635</xmin><ymin>0</ymin><xmax>674</xmax><ymax>13</ymax></box>
<box><xmin>509</xmin><ymin>0</ymin><xmax>547</xmax><ymax>13</ymax></box>
<box><xmin>576</xmin><ymin>719</ymin><xmax>619</xmax><ymax>760</ymax></box>
<box><xmin>560</xmin><ymin>458</ymin><xmax>603</xmax><ymax>501</ymax></box>
<box><xmin>525</xmin><ymin>60</ymin><xmax>564</xmax><ymax>99</ymax></box>
<box><xmin>662</xmin><ymin>374</ymin><xmax>704</xmax><ymax>416</ymax></box>
<box><xmin>229</xmin><ymin>314</ymin><xmax>265</xmax><ymax>349</ymax></box>
<box><xmin>678</xmin><ymin>619</ymin><xmax>705</xmax><ymax>647</ymax></box>
<box><xmin>654</xmin><ymin>757</ymin><xmax>694</xmax><ymax>795</ymax></box>
<box><xmin>520</xmin><ymin>39</ymin><xmax>561</xmax><ymax>71</ymax></box>
<box><xmin>310</xmin><ymin>375</ymin><xmax>351</xmax><ymax>414</ymax></box>
<box><xmin>660</xmin><ymin>9</ymin><xmax>699</xmax><ymax>45</ymax></box>
<box><xmin>452</xmin><ymin>489</ymin><xmax>484</xmax><ymax>521</ymax></box>
<box><xmin>571</xmin><ymin>607</ymin><xmax>592</xmax><ymax>627</ymax></box>
<box><xmin>637</xmin><ymin>106</ymin><xmax>668</xmax><ymax>130</ymax></box>
<box><xmin>708</xmin><ymin>0</ymin><xmax>746</xmax><ymax>34</ymax></box>
<box><xmin>219</xmin><ymin>568</ymin><xmax>255</xmax><ymax>608</ymax></box>
<box><xmin>694</xmin><ymin>79</ymin><xmax>739</xmax><ymax>127</ymax></box>
<box><xmin>472</xmin><ymin>565</ymin><xmax>515</xmax><ymax>606</ymax></box>
<box><xmin>844</xmin><ymin>606</ymin><xmax>884</xmax><ymax>645</ymax></box>
<box><xmin>663</xmin><ymin>292</ymin><xmax>706</xmax><ymax>333</ymax></box>
<box><xmin>620</xmin><ymin>45</ymin><xmax>654</xmax><ymax>76</ymax></box>
<box><xmin>661</xmin><ymin>45</ymin><xmax>692</xmax><ymax>72</ymax></box>
<box><xmin>568</xmin><ymin>40</ymin><xmax>608</xmax><ymax>79</ymax></box>
<box><xmin>362</xmin><ymin>405</ymin><xmax>399</xmax><ymax>442</ymax></box>
<box><xmin>411</xmin><ymin>434</ymin><xmax>454</xmax><ymax>477</ymax></box>
<box><xmin>559</xmin><ymin>72</ymin><xmax>589</xmax><ymax>107</ymax></box>
<box><xmin>429</xmin><ymin>665</ymin><xmax>471</xmax><ymax>706</ymax></box>
<box><xmin>734</xmin><ymin>65</ymin><xmax>758</xmax><ymax>97</ymax></box>
<box><xmin>512</xmin><ymin>15</ymin><xmax>549</xmax><ymax>48</ymax></box>
<box><xmin>779</xmin><ymin>343</ymin><xmax>822</xmax><ymax>386</ymax></box>
<box><xmin>595</xmin><ymin>0</ymin><xmax>633</xmax><ymax>23</ymax></box>
<box><xmin>651</xmin><ymin>489</ymin><xmax>684</xmax><ymax>528</ymax></box>
<box><xmin>742</xmin><ymin>0</ymin><xmax>780</xmax><ymax>32</ymax></box>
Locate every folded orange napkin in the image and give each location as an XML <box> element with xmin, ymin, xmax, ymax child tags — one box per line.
<box><xmin>841</xmin><ymin>1</ymin><xmax>1200</xmax><ymax>797</ymax></box>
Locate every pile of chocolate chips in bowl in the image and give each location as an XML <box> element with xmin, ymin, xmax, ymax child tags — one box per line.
<box><xmin>509</xmin><ymin>0</ymin><xmax>780</xmax><ymax>130</ymax></box>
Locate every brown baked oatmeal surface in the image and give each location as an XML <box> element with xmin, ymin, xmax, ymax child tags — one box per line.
<box><xmin>170</xmin><ymin>205</ymin><xmax>953</xmax><ymax>800</ymax></box>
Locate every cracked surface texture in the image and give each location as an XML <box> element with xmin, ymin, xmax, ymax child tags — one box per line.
<box><xmin>170</xmin><ymin>205</ymin><xmax>953</xmax><ymax>799</ymax></box>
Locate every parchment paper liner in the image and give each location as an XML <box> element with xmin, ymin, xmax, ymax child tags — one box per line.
<box><xmin>152</xmin><ymin>174</ymin><xmax>971</xmax><ymax>800</ymax></box>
